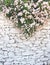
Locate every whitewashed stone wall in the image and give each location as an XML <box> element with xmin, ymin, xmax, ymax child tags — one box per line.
<box><xmin>0</xmin><ymin>12</ymin><xmax>50</xmax><ymax>65</ymax></box>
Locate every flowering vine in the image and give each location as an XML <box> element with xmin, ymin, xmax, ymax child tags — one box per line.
<box><xmin>0</xmin><ymin>0</ymin><xmax>50</xmax><ymax>37</ymax></box>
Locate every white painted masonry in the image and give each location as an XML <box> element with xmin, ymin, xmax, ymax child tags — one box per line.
<box><xmin>0</xmin><ymin>12</ymin><xmax>50</xmax><ymax>65</ymax></box>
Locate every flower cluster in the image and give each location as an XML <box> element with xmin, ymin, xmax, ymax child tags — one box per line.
<box><xmin>0</xmin><ymin>0</ymin><xmax>50</xmax><ymax>36</ymax></box>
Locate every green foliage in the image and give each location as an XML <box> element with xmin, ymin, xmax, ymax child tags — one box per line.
<box><xmin>23</xmin><ymin>0</ymin><xmax>28</xmax><ymax>3</ymax></box>
<box><xmin>18</xmin><ymin>19</ymin><xmax>23</xmax><ymax>28</ymax></box>
<box><xmin>4</xmin><ymin>0</ymin><xmax>14</xmax><ymax>7</ymax></box>
<box><xmin>0</xmin><ymin>0</ymin><xmax>3</xmax><ymax>11</ymax></box>
<box><xmin>1</xmin><ymin>0</ymin><xmax>50</xmax><ymax>37</ymax></box>
<box><xmin>44</xmin><ymin>0</ymin><xmax>50</xmax><ymax>1</ymax></box>
<box><xmin>48</xmin><ymin>1</ymin><xmax>50</xmax><ymax>6</ymax></box>
<box><xmin>6</xmin><ymin>12</ymin><xmax>12</xmax><ymax>18</ymax></box>
<box><xmin>25</xmin><ymin>19</ymin><xmax>33</xmax><ymax>25</ymax></box>
<box><xmin>0</xmin><ymin>6</ymin><xmax>2</xmax><ymax>11</ymax></box>
<box><xmin>33</xmin><ymin>0</ymin><xmax>38</xmax><ymax>3</ymax></box>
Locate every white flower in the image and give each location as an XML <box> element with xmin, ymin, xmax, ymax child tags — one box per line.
<box><xmin>24</xmin><ymin>3</ymin><xmax>28</xmax><ymax>7</ymax></box>
<box><xmin>33</xmin><ymin>3</ymin><xmax>38</xmax><ymax>8</ymax></box>
<box><xmin>25</xmin><ymin>11</ymin><xmax>30</xmax><ymax>15</ymax></box>
<box><xmin>43</xmin><ymin>2</ymin><xmax>48</xmax><ymax>5</ymax></box>
<box><xmin>27</xmin><ymin>6</ymin><xmax>31</xmax><ymax>9</ymax></box>
<box><xmin>35</xmin><ymin>17</ymin><xmax>39</xmax><ymax>20</ymax></box>
<box><xmin>6</xmin><ymin>8</ymin><xmax>9</xmax><ymax>13</ymax></box>
<box><xmin>1</xmin><ymin>0</ymin><xmax>3</xmax><ymax>2</ymax></box>
<box><xmin>14</xmin><ymin>8</ymin><xmax>16</xmax><ymax>11</ymax></box>
<box><xmin>28</xmin><ymin>15</ymin><xmax>32</xmax><ymax>19</ymax></box>
<box><xmin>38</xmin><ymin>0</ymin><xmax>43</xmax><ymax>3</ymax></box>
<box><xmin>20</xmin><ymin>18</ymin><xmax>25</xmax><ymax>23</ymax></box>
<box><xmin>47</xmin><ymin>6</ymin><xmax>50</xmax><ymax>10</ymax></box>
<box><xmin>41</xmin><ymin>19</ymin><xmax>44</xmax><ymax>23</ymax></box>
<box><xmin>23</xmin><ymin>10</ymin><xmax>27</xmax><ymax>13</ymax></box>
<box><xmin>36</xmin><ymin>23</ymin><xmax>39</xmax><ymax>27</ymax></box>
<box><xmin>28</xmin><ymin>3</ymin><xmax>32</xmax><ymax>9</ymax></box>
<box><xmin>14</xmin><ymin>0</ymin><xmax>18</xmax><ymax>5</ymax></box>
<box><xmin>44</xmin><ymin>10</ymin><xmax>48</xmax><ymax>16</ymax></box>
<box><xmin>18</xmin><ymin>12</ymin><xmax>23</xmax><ymax>16</ymax></box>
<box><xmin>20</xmin><ymin>1</ymin><xmax>23</xmax><ymax>4</ymax></box>
<box><xmin>32</xmin><ymin>10</ymin><xmax>35</xmax><ymax>14</ymax></box>
<box><xmin>30</xmin><ymin>22</ymin><xmax>35</xmax><ymax>27</ymax></box>
<box><xmin>33</xmin><ymin>4</ymin><xmax>37</xmax><ymax>8</ymax></box>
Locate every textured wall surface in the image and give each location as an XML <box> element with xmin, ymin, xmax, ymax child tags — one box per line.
<box><xmin>0</xmin><ymin>12</ymin><xmax>50</xmax><ymax>65</ymax></box>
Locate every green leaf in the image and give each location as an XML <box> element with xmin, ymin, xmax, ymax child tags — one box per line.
<box><xmin>17</xmin><ymin>19</ymin><xmax>22</xmax><ymax>28</ymax></box>
<box><xmin>29</xmin><ymin>27</ymin><xmax>33</xmax><ymax>34</ymax></box>
<box><xmin>24</xmin><ymin>28</ymin><xmax>30</xmax><ymax>36</ymax></box>
<box><xmin>48</xmin><ymin>1</ymin><xmax>50</xmax><ymax>6</ymax></box>
<box><xmin>6</xmin><ymin>12</ymin><xmax>12</xmax><ymax>18</ymax></box>
<box><xmin>0</xmin><ymin>6</ymin><xmax>2</xmax><ymax>11</ymax></box>
<box><xmin>25</xmin><ymin>19</ymin><xmax>33</xmax><ymax>25</ymax></box>
<box><xmin>44</xmin><ymin>0</ymin><xmax>50</xmax><ymax>1</ymax></box>
<box><xmin>23</xmin><ymin>0</ymin><xmax>28</xmax><ymax>3</ymax></box>
<box><xmin>4</xmin><ymin>0</ymin><xmax>14</xmax><ymax>7</ymax></box>
<box><xmin>33</xmin><ymin>0</ymin><xmax>38</xmax><ymax>3</ymax></box>
<box><xmin>23</xmin><ymin>5</ymin><xmax>28</xmax><ymax>10</ymax></box>
<box><xmin>38</xmin><ymin>3</ymin><xmax>42</xmax><ymax>11</ymax></box>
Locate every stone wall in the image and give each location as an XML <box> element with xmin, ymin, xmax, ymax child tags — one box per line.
<box><xmin>0</xmin><ymin>12</ymin><xmax>50</xmax><ymax>65</ymax></box>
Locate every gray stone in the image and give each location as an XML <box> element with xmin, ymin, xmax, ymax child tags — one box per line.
<box><xmin>4</xmin><ymin>62</ymin><xmax>11</xmax><ymax>65</ymax></box>
<box><xmin>0</xmin><ymin>63</ymin><xmax>3</xmax><ymax>65</ymax></box>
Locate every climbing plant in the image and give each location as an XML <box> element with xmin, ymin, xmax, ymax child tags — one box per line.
<box><xmin>0</xmin><ymin>0</ymin><xmax>50</xmax><ymax>37</ymax></box>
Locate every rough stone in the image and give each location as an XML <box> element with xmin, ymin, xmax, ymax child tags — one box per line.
<box><xmin>0</xmin><ymin>63</ymin><xmax>3</xmax><ymax>65</ymax></box>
